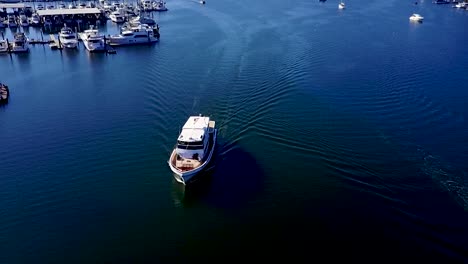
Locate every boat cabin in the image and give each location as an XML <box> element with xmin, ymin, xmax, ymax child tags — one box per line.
<box><xmin>176</xmin><ymin>116</ymin><xmax>211</xmax><ymax>161</ymax></box>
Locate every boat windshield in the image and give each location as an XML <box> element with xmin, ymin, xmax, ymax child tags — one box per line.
<box><xmin>62</xmin><ymin>35</ymin><xmax>76</xmax><ymax>39</ymax></box>
<box><xmin>177</xmin><ymin>140</ymin><xmax>204</xmax><ymax>150</ymax></box>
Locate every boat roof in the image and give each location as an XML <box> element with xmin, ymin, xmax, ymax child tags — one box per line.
<box><xmin>178</xmin><ymin>116</ymin><xmax>210</xmax><ymax>142</ymax></box>
<box><xmin>0</xmin><ymin>3</ymin><xmax>26</xmax><ymax>8</ymax></box>
<box><xmin>37</xmin><ymin>8</ymin><xmax>101</xmax><ymax>16</ymax></box>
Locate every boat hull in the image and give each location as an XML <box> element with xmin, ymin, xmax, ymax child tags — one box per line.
<box><xmin>168</xmin><ymin>129</ymin><xmax>217</xmax><ymax>184</ymax></box>
<box><xmin>108</xmin><ymin>37</ymin><xmax>158</xmax><ymax>46</ymax></box>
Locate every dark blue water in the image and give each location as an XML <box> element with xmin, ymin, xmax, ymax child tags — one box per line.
<box><xmin>1</xmin><ymin>0</ymin><xmax>468</xmax><ymax>262</ymax></box>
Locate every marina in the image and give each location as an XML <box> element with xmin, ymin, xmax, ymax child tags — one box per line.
<box><xmin>0</xmin><ymin>0</ymin><xmax>163</xmax><ymax>54</ymax></box>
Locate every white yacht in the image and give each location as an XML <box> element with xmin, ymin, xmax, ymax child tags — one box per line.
<box><xmin>454</xmin><ymin>2</ymin><xmax>466</xmax><ymax>8</ymax></box>
<box><xmin>338</xmin><ymin>2</ymin><xmax>345</xmax><ymax>9</ymax></box>
<box><xmin>409</xmin><ymin>13</ymin><xmax>424</xmax><ymax>22</ymax></box>
<box><xmin>30</xmin><ymin>13</ymin><xmax>41</xmax><ymax>26</ymax></box>
<box><xmin>36</xmin><ymin>4</ymin><xmax>44</xmax><ymax>10</ymax></box>
<box><xmin>46</xmin><ymin>4</ymin><xmax>55</xmax><ymax>10</ymax></box>
<box><xmin>108</xmin><ymin>24</ymin><xmax>159</xmax><ymax>45</ymax></box>
<box><xmin>109</xmin><ymin>11</ymin><xmax>125</xmax><ymax>23</ymax></box>
<box><xmin>78</xmin><ymin>25</ymin><xmax>106</xmax><ymax>52</ymax></box>
<box><xmin>20</xmin><ymin>15</ymin><xmax>29</xmax><ymax>27</ymax></box>
<box><xmin>11</xmin><ymin>32</ymin><xmax>29</xmax><ymax>53</ymax></box>
<box><xmin>130</xmin><ymin>15</ymin><xmax>156</xmax><ymax>25</ymax></box>
<box><xmin>0</xmin><ymin>40</ymin><xmax>8</xmax><ymax>53</ymax></box>
<box><xmin>168</xmin><ymin>115</ymin><xmax>217</xmax><ymax>184</ymax></box>
<box><xmin>154</xmin><ymin>0</ymin><xmax>167</xmax><ymax>11</ymax></box>
<box><xmin>59</xmin><ymin>25</ymin><xmax>78</xmax><ymax>49</ymax></box>
<box><xmin>68</xmin><ymin>3</ymin><xmax>77</xmax><ymax>9</ymax></box>
<box><xmin>58</xmin><ymin>3</ymin><xmax>66</xmax><ymax>9</ymax></box>
<box><xmin>141</xmin><ymin>0</ymin><xmax>153</xmax><ymax>11</ymax></box>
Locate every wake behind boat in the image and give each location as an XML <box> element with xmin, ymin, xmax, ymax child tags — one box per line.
<box><xmin>168</xmin><ymin>115</ymin><xmax>217</xmax><ymax>184</ymax></box>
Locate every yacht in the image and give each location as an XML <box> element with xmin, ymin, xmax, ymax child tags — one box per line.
<box><xmin>130</xmin><ymin>15</ymin><xmax>156</xmax><ymax>25</ymax></box>
<box><xmin>168</xmin><ymin>115</ymin><xmax>217</xmax><ymax>184</ymax></box>
<box><xmin>59</xmin><ymin>3</ymin><xmax>66</xmax><ymax>9</ymax></box>
<box><xmin>37</xmin><ymin>4</ymin><xmax>44</xmax><ymax>10</ymax></box>
<box><xmin>109</xmin><ymin>11</ymin><xmax>125</xmax><ymax>23</ymax></box>
<box><xmin>141</xmin><ymin>0</ymin><xmax>153</xmax><ymax>11</ymax></box>
<box><xmin>108</xmin><ymin>23</ymin><xmax>159</xmax><ymax>46</ymax></box>
<box><xmin>454</xmin><ymin>2</ymin><xmax>466</xmax><ymax>8</ymax></box>
<box><xmin>409</xmin><ymin>13</ymin><xmax>424</xmax><ymax>22</ymax></box>
<box><xmin>30</xmin><ymin>13</ymin><xmax>41</xmax><ymax>26</ymax></box>
<box><xmin>68</xmin><ymin>3</ymin><xmax>77</xmax><ymax>9</ymax></box>
<box><xmin>78</xmin><ymin>2</ymin><xmax>87</xmax><ymax>8</ymax></box>
<box><xmin>79</xmin><ymin>25</ymin><xmax>106</xmax><ymax>52</ymax></box>
<box><xmin>46</xmin><ymin>4</ymin><xmax>55</xmax><ymax>10</ymax></box>
<box><xmin>0</xmin><ymin>40</ymin><xmax>8</xmax><ymax>53</ymax></box>
<box><xmin>338</xmin><ymin>2</ymin><xmax>345</xmax><ymax>9</ymax></box>
<box><xmin>59</xmin><ymin>25</ymin><xmax>78</xmax><ymax>49</ymax></box>
<box><xmin>154</xmin><ymin>0</ymin><xmax>167</xmax><ymax>11</ymax></box>
<box><xmin>20</xmin><ymin>15</ymin><xmax>29</xmax><ymax>27</ymax></box>
<box><xmin>11</xmin><ymin>32</ymin><xmax>29</xmax><ymax>53</ymax></box>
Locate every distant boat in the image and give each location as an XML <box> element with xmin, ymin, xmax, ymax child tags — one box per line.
<box><xmin>109</xmin><ymin>11</ymin><xmax>125</xmax><ymax>23</ymax></box>
<box><xmin>168</xmin><ymin>115</ymin><xmax>217</xmax><ymax>184</ymax></box>
<box><xmin>79</xmin><ymin>25</ymin><xmax>106</xmax><ymax>52</ymax></box>
<box><xmin>108</xmin><ymin>23</ymin><xmax>159</xmax><ymax>46</ymax></box>
<box><xmin>0</xmin><ymin>40</ymin><xmax>8</xmax><ymax>53</ymax></box>
<box><xmin>409</xmin><ymin>13</ymin><xmax>424</xmax><ymax>22</ymax></box>
<box><xmin>59</xmin><ymin>25</ymin><xmax>78</xmax><ymax>49</ymax></box>
<box><xmin>154</xmin><ymin>0</ymin><xmax>167</xmax><ymax>11</ymax></box>
<box><xmin>338</xmin><ymin>2</ymin><xmax>345</xmax><ymax>9</ymax></box>
<box><xmin>10</xmin><ymin>32</ymin><xmax>29</xmax><ymax>53</ymax></box>
<box><xmin>0</xmin><ymin>83</ymin><xmax>9</xmax><ymax>104</ymax></box>
<box><xmin>130</xmin><ymin>16</ymin><xmax>156</xmax><ymax>26</ymax></box>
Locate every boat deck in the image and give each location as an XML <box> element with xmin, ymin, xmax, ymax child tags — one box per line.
<box><xmin>171</xmin><ymin>122</ymin><xmax>216</xmax><ymax>172</ymax></box>
<box><xmin>174</xmin><ymin>156</ymin><xmax>201</xmax><ymax>172</ymax></box>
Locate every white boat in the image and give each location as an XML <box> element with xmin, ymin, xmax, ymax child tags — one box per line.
<box><xmin>36</xmin><ymin>4</ymin><xmax>44</xmax><ymax>10</ymax></box>
<box><xmin>108</xmin><ymin>23</ymin><xmax>159</xmax><ymax>46</ymax></box>
<box><xmin>8</xmin><ymin>16</ymin><xmax>17</xmax><ymax>28</ymax></box>
<box><xmin>0</xmin><ymin>40</ymin><xmax>8</xmax><ymax>53</ymax></box>
<box><xmin>130</xmin><ymin>15</ymin><xmax>156</xmax><ymax>25</ymax></box>
<box><xmin>58</xmin><ymin>3</ymin><xmax>66</xmax><ymax>9</ymax></box>
<box><xmin>338</xmin><ymin>2</ymin><xmax>345</xmax><ymax>9</ymax></box>
<box><xmin>109</xmin><ymin>11</ymin><xmax>125</xmax><ymax>23</ymax></box>
<box><xmin>20</xmin><ymin>15</ymin><xmax>29</xmax><ymax>27</ymax></box>
<box><xmin>46</xmin><ymin>4</ymin><xmax>55</xmax><ymax>10</ymax></box>
<box><xmin>141</xmin><ymin>0</ymin><xmax>153</xmax><ymax>11</ymax></box>
<box><xmin>154</xmin><ymin>0</ymin><xmax>167</xmax><ymax>11</ymax></box>
<box><xmin>78</xmin><ymin>2</ymin><xmax>86</xmax><ymax>8</ymax></box>
<box><xmin>454</xmin><ymin>2</ymin><xmax>466</xmax><ymax>8</ymax></box>
<box><xmin>78</xmin><ymin>25</ymin><xmax>106</xmax><ymax>52</ymax></box>
<box><xmin>409</xmin><ymin>13</ymin><xmax>424</xmax><ymax>22</ymax></box>
<box><xmin>11</xmin><ymin>32</ymin><xmax>29</xmax><ymax>53</ymax></box>
<box><xmin>168</xmin><ymin>115</ymin><xmax>217</xmax><ymax>184</ymax></box>
<box><xmin>30</xmin><ymin>13</ymin><xmax>41</xmax><ymax>26</ymax></box>
<box><xmin>68</xmin><ymin>3</ymin><xmax>77</xmax><ymax>9</ymax></box>
<box><xmin>59</xmin><ymin>25</ymin><xmax>78</xmax><ymax>49</ymax></box>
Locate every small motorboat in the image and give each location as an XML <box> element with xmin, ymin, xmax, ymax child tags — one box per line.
<box><xmin>0</xmin><ymin>40</ymin><xmax>9</xmax><ymax>53</ymax></box>
<box><xmin>338</xmin><ymin>2</ymin><xmax>345</xmax><ymax>9</ymax></box>
<box><xmin>409</xmin><ymin>13</ymin><xmax>424</xmax><ymax>22</ymax></box>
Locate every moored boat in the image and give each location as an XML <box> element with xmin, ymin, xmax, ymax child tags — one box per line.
<box><xmin>0</xmin><ymin>83</ymin><xmax>9</xmax><ymax>104</ymax></box>
<box><xmin>78</xmin><ymin>25</ymin><xmax>106</xmax><ymax>52</ymax></box>
<box><xmin>58</xmin><ymin>25</ymin><xmax>78</xmax><ymax>49</ymax></box>
<box><xmin>11</xmin><ymin>32</ymin><xmax>29</xmax><ymax>53</ymax></box>
<box><xmin>168</xmin><ymin>115</ymin><xmax>217</xmax><ymax>184</ymax></box>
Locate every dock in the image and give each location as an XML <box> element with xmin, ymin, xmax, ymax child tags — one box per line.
<box><xmin>48</xmin><ymin>34</ymin><xmax>62</xmax><ymax>50</ymax></box>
